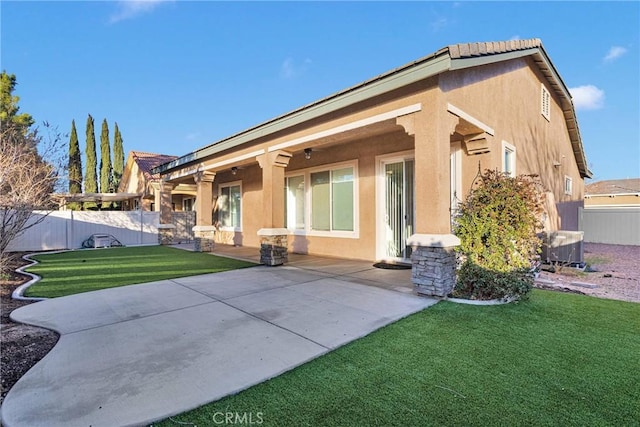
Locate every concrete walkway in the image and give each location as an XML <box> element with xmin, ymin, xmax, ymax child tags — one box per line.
<box><xmin>1</xmin><ymin>257</ymin><xmax>437</xmax><ymax>427</ymax></box>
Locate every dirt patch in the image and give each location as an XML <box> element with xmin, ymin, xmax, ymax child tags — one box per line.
<box><xmin>1</xmin><ymin>253</ymin><xmax>59</xmax><ymax>405</ymax></box>
<box><xmin>537</xmin><ymin>243</ymin><xmax>640</xmax><ymax>303</ymax></box>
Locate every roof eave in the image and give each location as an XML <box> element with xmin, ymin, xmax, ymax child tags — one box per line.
<box><xmin>154</xmin><ymin>51</ymin><xmax>452</xmax><ymax>174</ymax></box>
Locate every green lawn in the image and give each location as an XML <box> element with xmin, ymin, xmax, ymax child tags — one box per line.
<box><xmin>25</xmin><ymin>246</ymin><xmax>256</xmax><ymax>298</ymax></box>
<box><xmin>157</xmin><ymin>290</ymin><xmax>640</xmax><ymax>427</ymax></box>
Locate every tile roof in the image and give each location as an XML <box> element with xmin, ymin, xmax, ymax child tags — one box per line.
<box><xmin>156</xmin><ymin>38</ymin><xmax>590</xmax><ymax>179</ymax></box>
<box><xmin>586</xmin><ymin>178</ymin><xmax>640</xmax><ymax>195</ymax></box>
<box><xmin>447</xmin><ymin>38</ymin><xmax>542</xmax><ymax>59</ymax></box>
<box><xmin>131</xmin><ymin>151</ymin><xmax>178</xmax><ymax>181</ymax></box>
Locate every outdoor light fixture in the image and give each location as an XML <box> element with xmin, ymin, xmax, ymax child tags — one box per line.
<box><xmin>231</xmin><ymin>167</ymin><xmax>238</xmax><ymax>175</ymax></box>
<box><xmin>304</xmin><ymin>148</ymin><xmax>312</xmax><ymax>160</ymax></box>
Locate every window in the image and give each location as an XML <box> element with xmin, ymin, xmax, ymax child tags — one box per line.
<box><xmin>564</xmin><ymin>176</ymin><xmax>573</xmax><ymax>195</ymax></box>
<box><xmin>218</xmin><ymin>182</ymin><xmax>242</xmax><ymax>230</ymax></box>
<box><xmin>502</xmin><ymin>141</ymin><xmax>516</xmax><ymax>176</ymax></box>
<box><xmin>182</xmin><ymin>197</ymin><xmax>195</xmax><ymax>211</ymax></box>
<box><xmin>285</xmin><ymin>162</ymin><xmax>358</xmax><ymax>237</ymax></box>
<box><xmin>541</xmin><ymin>84</ymin><xmax>551</xmax><ymax>121</ymax></box>
<box><xmin>310</xmin><ymin>167</ymin><xmax>354</xmax><ymax>232</ymax></box>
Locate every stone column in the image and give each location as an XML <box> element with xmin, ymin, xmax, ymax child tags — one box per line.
<box><xmin>256</xmin><ymin>150</ymin><xmax>292</xmax><ymax>266</ymax></box>
<box><xmin>407</xmin><ymin>234</ymin><xmax>460</xmax><ymax>297</ymax></box>
<box><xmin>193</xmin><ymin>171</ymin><xmax>216</xmax><ymax>252</ymax></box>
<box><xmin>257</xmin><ymin>228</ymin><xmax>290</xmax><ymax>266</ymax></box>
<box><xmin>157</xmin><ymin>181</ymin><xmax>176</xmax><ymax>245</ymax></box>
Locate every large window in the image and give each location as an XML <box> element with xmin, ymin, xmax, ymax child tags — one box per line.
<box><xmin>286</xmin><ymin>163</ymin><xmax>357</xmax><ymax>237</ymax></box>
<box><xmin>218</xmin><ymin>182</ymin><xmax>242</xmax><ymax>230</ymax></box>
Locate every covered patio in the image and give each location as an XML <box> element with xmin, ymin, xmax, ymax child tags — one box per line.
<box><xmin>170</xmin><ymin>242</ymin><xmax>415</xmax><ymax>295</ymax></box>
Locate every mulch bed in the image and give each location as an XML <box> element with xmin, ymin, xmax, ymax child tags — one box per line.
<box><xmin>1</xmin><ymin>253</ymin><xmax>59</xmax><ymax>405</ymax></box>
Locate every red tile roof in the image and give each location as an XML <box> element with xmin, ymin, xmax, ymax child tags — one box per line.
<box><xmin>131</xmin><ymin>151</ymin><xmax>178</xmax><ymax>182</ymax></box>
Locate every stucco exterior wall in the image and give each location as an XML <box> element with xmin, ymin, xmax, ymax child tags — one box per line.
<box><xmin>441</xmin><ymin>57</ymin><xmax>585</xmax><ymax>230</ymax></box>
<box><xmin>585</xmin><ymin>194</ymin><xmax>640</xmax><ymax>207</ymax></box>
<box><xmin>210</xmin><ymin>130</ymin><xmax>415</xmax><ymax>260</ymax></box>
<box><xmin>163</xmin><ymin>55</ymin><xmax>587</xmax><ymax>260</ymax></box>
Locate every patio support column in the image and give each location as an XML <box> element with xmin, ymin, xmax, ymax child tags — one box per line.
<box><xmin>193</xmin><ymin>171</ymin><xmax>216</xmax><ymax>252</ymax></box>
<box><xmin>256</xmin><ymin>150</ymin><xmax>292</xmax><ymax>266</ymax></box>
<box><xmin>404</xmin><ymin>104</ymin><xmax>461</xmax><ymax>297</ymax></box>
<box><xmin>158</xmin><ymin>180</ymin><xmax>176</xmax><ymax>245</ymax></box>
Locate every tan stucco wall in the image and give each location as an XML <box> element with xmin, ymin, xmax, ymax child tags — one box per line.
<box><xmin>441</xmin><ymin>57</ymin><xmax>585</xmax><ymax>229</ymax></box>
<box><xmin>585</xmin><ymin>195</ymin><xmax>640</xmax><ymax>207</ymax></box>
<box><xmin>120</xmin><ymin>160</ymin><xmax>147</xmax><ymax>195</ymax></box>
<box><xmin>211</xmin><ymin>131</ymin><xmax>415</xmax><ymax>260</ymax></box>
<box><xmin>165</xmin><ymin>56</ymin><xmax>586</xmax><ymax>259</ymax></box>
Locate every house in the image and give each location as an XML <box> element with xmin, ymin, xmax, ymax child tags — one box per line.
<box><xmin>153</xmin><ymin>38</ymin><xmax>591</xmax><ymax>296</ymax></box>
<box><xmin>580</xmin><ymin>178</ymin><xmax>640</xmax><ymax>246</ymax></box>
<box><xmin>118</xmin><ymin>151</ymin><xmax>196</xmax><ymax>211</ymax></box>
<box><xmin>584</xmin><ymin>178</ymin><xmax>640</xmax><ymax>208</ymax></box>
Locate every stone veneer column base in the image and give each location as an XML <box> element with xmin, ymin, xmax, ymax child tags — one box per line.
<box><xmin>407</xmin><ymin>234</ymin><xmax>460</xmax><ymax>297</ymax></box>
<box><xmin>193</xmin><ymin>226</ymin><xmax>216</xmax><ymax>252</ymax></box>
<box><xmin>257</xmin><ymin>228</ymin><xmax>289</xmax><ymax>266</ymax></box>
<box><xmin>157</xmin><ymin>224</ymin><xmax>176</xmax><ymax>245</ymax></box>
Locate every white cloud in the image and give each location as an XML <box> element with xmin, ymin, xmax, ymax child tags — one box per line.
<box><xmin>109</xmin><ymin>0</ymin><xmax>171</xmax><ymax>24</ymax></box>
<box><xmin>280</xmin><ymin>57</ymin><xmax>311</xmax><ymax>79</ymax></box>
<box><xmin>569</xmin><ymin>85</ymin><xmax>605</xmax><ymax>110</ymax></box>
<box><xmin>185</xmin><ymin>131</ymin><xmax>201</xmax><ymax>141</ymax></box>
<box><xmin>510</xmin><ymin>35</ymin><xmax>521</xmax><ymax>41</ymax></box>
<box><xmin>603</xmin><ymin>46</ymin><xmax>628</xmax><ymax>62</ymax></box>
<box><xmin>430</xmin><ymin>17</ymin><xmax>448</xmax><ymax>32</ymax></box>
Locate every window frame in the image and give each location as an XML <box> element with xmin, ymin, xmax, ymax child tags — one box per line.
<box><xmin>182</xmin><ymin>197</ymin><xmax>195</xmax><ymax>212</ymax></box>
<box><xmin>501</xmin><ymin>141</ymin><xmax>517</xmax><ymax>177</ymax></box>
<box><xmin>285</xmin><ymin>160</ymin><xmax>359</xmax><ymax>239</ymax></box>
<box><xmin>564</xmin><ymin>176</ymin><xmax>573</xmax><ymax>196</ymax></box>
<box><xmin>217</xmin><ymin>180</ymin><xmax>243</xmax><ymax>232</ymax></box>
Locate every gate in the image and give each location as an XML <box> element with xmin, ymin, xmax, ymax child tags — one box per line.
<box><xmin>172</xmin><ymin>211</ymin><xmax>196</xmax><ymax>244</ymax></box>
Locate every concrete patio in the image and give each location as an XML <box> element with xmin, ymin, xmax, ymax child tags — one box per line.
<box><xmin>1</xmin><ymin>248</ymin><xmax>435</xmax><ymax>427</ymax></box>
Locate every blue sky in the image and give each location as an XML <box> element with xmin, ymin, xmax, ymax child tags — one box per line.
<box><xmin>2</xmin><ymin>1</ymin><xmax>639</xmax><ymax>182</ymax></box>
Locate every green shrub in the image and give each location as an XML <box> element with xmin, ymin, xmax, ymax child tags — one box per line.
<box><xmin>454</xmin><ymin>260</ymin><xmax>533</xmax><ymax>300</ymax></box>
<box><xmin>453</xmin><ymin>170</ymin><xmax>544</xmax><ymax>300</ymax></box>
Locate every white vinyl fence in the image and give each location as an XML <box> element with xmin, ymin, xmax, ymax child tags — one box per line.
<box><xmin>6</xmin><ymin>211</ymin><xmax>160</xmax><ymax>252</ymax></box>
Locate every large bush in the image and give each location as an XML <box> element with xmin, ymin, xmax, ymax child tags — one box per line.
<box><xmin>453</xmin><ymin>170</ymin><xmax>544</xmax><ymax>300</ymax></box>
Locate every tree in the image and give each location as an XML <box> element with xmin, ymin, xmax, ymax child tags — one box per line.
<box><xmin>1</xmin><ymin>73</ymin><xmax>65</xmax><ymax>273</ymax></box>
<box><xmin>84</xmin><ymin>114</ymin><xmax>98</xmax><ymax>209</ymax></box>
<box><xmin>67</xmin><ymin>120</ymin><xmax>82</xmax><ymax>210</ymax></box>
<box><xmin>0</xmin><ymin>71</ymin><xmax>35</xmax><ymax>133</ymax></box>
<box><xmin>99</xmin><ymin>119</ymin><xmax>112</xmax><ymax>209</ymax></box>
<box><xmin>112</xmin><ymin>122</ymin><xmax>124</xmax><ymax>191</ymax></box>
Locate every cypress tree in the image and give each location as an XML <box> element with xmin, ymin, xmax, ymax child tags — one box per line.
<box><xmin>84</xmin><ymin>114</ymin><xmax>98</xmax><ymax>210</ymax></box>
<box><xmin>99</xmin><ymin>119</ymin><xmax>112</xmax><ymax>208</ymax></box>
<box><xmin>112</xmin><ymin>122</ymin><xmax>124</xmax><ymax>191</ymax></box>
<box><xmin>67</xmin><ymin>120</ymin><xmax>83</xmax><ymax>210</ymax></box>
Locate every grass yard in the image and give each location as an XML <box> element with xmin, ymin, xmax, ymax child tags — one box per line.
<box><xmin>25</xmin><ymin>246</ymin><xmax>256</xmax><ymax>298</ymax></box>
<box><xmin>157</xmin><ymin>290</ymin><xmax>640</xmax><ymax>427</ymax></box>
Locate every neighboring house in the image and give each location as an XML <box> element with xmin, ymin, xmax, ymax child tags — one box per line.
<box><xmin>580</xmin><ymin>178</ymin><xmax>640</xmax><ymax>246</ymax></box>
<box><xmin>153</xmin><ymin>38</ymin><xmax>591</xmax><ymax>293</ymax></box>
<box><xmin>584</xmin><ymin>178</ymin><xmax>640</xmax><ymax>208</ymax></box>
<box><xmin>118</xmin><ymin>151</ymin><xmax>196</xmax><ymax>211</ymax></box>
